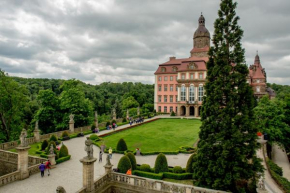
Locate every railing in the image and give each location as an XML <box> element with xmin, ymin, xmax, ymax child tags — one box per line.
<box><xmin>0</xmin><ymin>150</ymin><xmax>18</xmax><ymax>163</ymax></box>
<box><xmin>28</xmin><ymin>155</ymin><xmax>47</xmax><ymax>166</ymax></box>
<box><xmin>25</xmin><ymin>137</ymin><xmax>35</xmax><ymax>145</ymax></box>
<box><xmin>28</xmin><ymin>164</ymin><xmax>42</xmax><ymax>176</ymax></box>
<box><xmin>74</xmin><ymin>126</ymin><xmax>91</xmax><ymax>133</ymax></box>
<box><xmin>0</xmin><ymin>141</ymin><xmax>19</xmax><ymax>150</ymax></box>
<box><xmin>0</xmin><ymin>171</ymin><xmax>20</xmax><ymax>187</ymax></box>
<box><xmin>94</xmin><ymin>173</ymin><xmax>111</xmax><ymax>191</ymax></box>
<box><xmin>40</xmin><ymin>130</ymin><xmax>70</xmax><ymax>140</ymax></box>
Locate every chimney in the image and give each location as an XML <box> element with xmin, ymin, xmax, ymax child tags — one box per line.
<box><xmin>169</xmin><ymin>56</ymin><xmax>176</xmax><ymax>61</ymax></box>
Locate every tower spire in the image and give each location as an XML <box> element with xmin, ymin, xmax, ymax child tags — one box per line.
<box><xmin>255</xmin><ymin>51</ymin><xmax>260</xmax><ymax>64</ymax></box>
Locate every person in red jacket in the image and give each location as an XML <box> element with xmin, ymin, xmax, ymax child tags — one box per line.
<box><xmin>45</xmin><ymin>160</ymin><xmax>51</xmax><ymax>176</ymax></box>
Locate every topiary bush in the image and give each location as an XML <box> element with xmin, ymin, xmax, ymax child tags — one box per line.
<box><xmin>111</xmin><ymin>119</ymin><xmax>116</xmax><ymax>124</ymax></box>
<box><xmin>173</xmin><ymin>166</ymin><xmax>183</xmax><ymax>173</ymax></box>
<box><xmin>140</xmin><ymin>164</ymin><xmax>151</xmax><ymax>172</ymax></box>
<box><xmin>91</xmin><ymin>123</ymin><xmax>96</xmax><ymax>131</ymax></box>
<box><xmin>89</xmin><ymin>134</ymin><xmax>99</xmax><ymax>141</ymax></box>
<box><xmin>122</xmin><ymin>117</ymin><xmax>127</xmax><ymax>123</ymax></box>
<box><xmin>186</xmin><ymin>153</ymin><xmax>196</xmax><ymax>173</ymax></box>
<box><xmin>61</xmin><ymin>131</ymin><xmax>70</xmax><ymax>140</ymax></box>
<box><xmin>154</xmin><ymin>153</ymin><xmax>168</xmax><ymax>173</ymax></box>
<box><xmin>170</xmin><ymin>111</ymin><xmax>176</xmax><ymax>116</ymax></box>
<box><xmin>117</xmin><ymin>155</ymin><xmax>132</xmax><ymax>173</ymax></box>
<box><xmin>49</xmin><ymin>134</ymin><xmax>58</xmax><ymax>142</ymax></box>
<box><xmin>126</xmin><ymin>152</ymin><xmax>137</xmax><ymax>170</ymax></box>
<box><xmin>106</xmin><ymin>121</ymin><xmax>110</xmax><ymax>127</ymax></box>
<box><xmin>41</xmin><ymin>140</ymin><xmax>48</xmax><ymax>150</ymax></box>
<box><xmin>59</xmin><ymin>144</ymin><xmax>69</xmax><ymax>158</ymax></box>
<box><xmin>116</xmin><ymin>138</ymin><xmax>128</xmax><ymax>151</ymax></box>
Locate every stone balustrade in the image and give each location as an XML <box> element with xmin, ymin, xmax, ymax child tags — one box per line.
<box><xmin>40</xmin><ymin>130</ymin><xmax>70</xmax><ymax>140</ymax></box>
<box><xmin>25</xmin><ymin>137</ymin><xmax>35</xmax><ymax>145</ymax></box>
<box><xmin>74</xmin><ymin>126</ymin><xmax>91</xmax><ymax>133</ymax></box>
<box><xmin>28</xmin><ymin>155</ymin><xmax>47</xmax><ymax>166</ymax></box>
<box><xmin>0</xmin><ymin>171</ymin><xmax>20</xmax><ymax>187</ymax></box>
<box><xmin>0</xmin><ymin>141</ymin><xmax>19</xmax><ymax>150</ymax></box>
<box><xmin>28</xmin><ymin>164</ymin><xmax>42</xmax><ymax>176</ymax></box>
<box><xmin>0</xmin><ymin>150</ymin><xmax>18</xmax><ymax>163</ymax></box>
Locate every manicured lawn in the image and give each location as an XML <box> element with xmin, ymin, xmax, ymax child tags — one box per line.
<box><xmin>97</xmin><ymin>119</ymin><xmax>201</xmax><ymax>152</ymax></box>
<box><xmin>163</xmin><ymin>178</ymin><xmax>194</xmax><ymax>185</ymax></box>
<box><xmin>9</xmin><ymin>142</ymin><xmax>42</xmax><ymax>157</ymax></box>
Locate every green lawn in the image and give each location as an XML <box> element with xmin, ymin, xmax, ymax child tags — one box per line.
<box><xmin>9</xmin><ymin>142</ymin><xmax>42</xmax><ymax>157</ymax></box>
<box><xmin>97</xmin><ymin>119</ymin><xmax>201</xmax><ymax>152</ymax></box>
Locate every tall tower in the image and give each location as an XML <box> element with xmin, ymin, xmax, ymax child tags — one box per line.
<box><xmin>190</xmin><ymin>14</ymin><xmax>210</xmax><ymax>57</ymax></box>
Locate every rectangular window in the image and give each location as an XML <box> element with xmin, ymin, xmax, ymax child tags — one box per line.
<box><xmin>164</xmin><ymin>95</ymin><xmax>167</xmax><ymax>102</ymax></box>
<box><xmin>170</xmin><ymin>106</ymin><xmax>173</xmax><ymax>112</ymax></box>
<box><xmin>190</xmin><ymin>74</ymin><xmax>194</xmax><ymax>79</ymax></box>
<box><xmin>158</xmin><ymin>85</ymin><xmax>162</xmax><ymax>91</ymax></box>
<box><xmin>175</xmin><ymin>85</ymin><xmax>178</xmax><ymax>91</ymax></box>
<box><xmin>164</xmin><ymin>76</ymin><xmax>168</xmax><ymax>81</ymax></box>
<box><xmin>198</xmin><ymin>86</ymin><xmax>204</xmax><ymax>101</ymax></box>
<box><xmin>170</xmin><ymin>76</ymin><xmax>173</xmax><ymax>81</ymax></box>
<box><xmin>158</xmin><ymin>95</ymin><xmax>161</xmax><ymax>102</ymax></box>
<box><xmin>257</xmin><ymin>79</ymin><xmax>260</xmax><ymax>83</ymax></box>
<box><xmin>189</xmin><ymin>85</ymin><xmax>195</xmax><ymax>102</ymax></box>
<box><xmin>164</xmin><ymin>85</ymin><xmax>168</xmax><ymax>91</ymax></box>
<box><xmin>164</xmin><ymin>106</ymin><xmax>167</xmax><ymax>113</ymax></box>
<box><xmin>158</xmin><ymin>76</ymin><xmax>162</xmax><ymax>81</ymax></box>
<box><xmin>176</xmin><ymin>95</ymin><xmax>178</xmax><ymax>102</ymax></box>
<box><xmin>170</xmin><ymin>95</ymin><xmax>173</xmax><ymax>102</ymax></box>
<box><xmin>158</xmin><ymin>106</ymin><xmax>161</xmax><ymax>112</ymax></box>
<box><xmin>181</xmin><ymin>74</ymin><xmax>185</xmax><ymax>80</ymax></box>
<box><xmin>170</xmin><ymin>85</ymin><xmax>173</xmax><ymax>91</ymax></box>
<box><xmin>199</xmin><ymin>73</ymin><xmax>203</xmax><ymax>79</ymax></box>
<box><xmin>181</xmin><ymin>86</ymin><xmax>186</xmax><ymax>101</ymax></box>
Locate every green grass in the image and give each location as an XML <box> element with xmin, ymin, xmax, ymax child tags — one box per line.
<box><xmin>9</xmin><ymin>142</ymin><xmax>42</xmax><ymax>157</ymax></box>
<box><xmin>163</xmin><ymin>178</ymin><xmax>194</xmax><ymax>185</ymax></box>
<box><xmin>98</xmin><ymin>119</ymin><xmax>201</xmax><ymax>152</ymax></box>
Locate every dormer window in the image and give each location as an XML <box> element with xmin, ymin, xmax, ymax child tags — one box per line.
<box><xmin>172</xmin><ymin>67</ymin><xmax>177</xmax><ymax>72</ymax></box>
<box><xmin>161</xmin><ymin>67</ymin><xmax>166</xmax><ymax>72</ymax></box>
<box><xmin>189</xmin><ymin>64</ymin><xmax>194</xmax><ymax>69</ymax></box>
<box><xmin>188</xmin><ymin>62</ymin><xmax>197</xmax><ymax>70</ymax></box>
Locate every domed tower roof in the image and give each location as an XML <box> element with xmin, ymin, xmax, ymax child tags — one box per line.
<box><xmin>194</xmin><ymin>14</ymin><xmax>210</xmax><ymax>39</ymax></box>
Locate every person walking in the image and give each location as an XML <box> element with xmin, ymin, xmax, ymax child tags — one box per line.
<box><xmin>45</xmin><ymin>159</ymin><xmax>51</xmax><ymax>176</ymax></box>
<box><xmin>109</xmin><ymin>147</ymin><xmax>113</xmax><ymax>159</ymax></box>
<box><xmin>39</xmin><ymin>162</ymin><xmax>45</xmax><ymax>177</ymax></box>
<box><xmin>99</xmin><ymin>151</ymin><xmax>103</xmax><ymax>162</ymax></box>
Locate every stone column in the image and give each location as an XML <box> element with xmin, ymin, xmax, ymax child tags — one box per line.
<box><xmin>186</xmin><ymin>106</ymin><xmax>190</xmax><ymax>117</ymax></box>
<box><xmin>112</xmin><ymin>108</ymin><xmax>116</xmax><ymax>120</ymax></box>
<box><xmin>137</xmin><ymin>106</ymin><xmax>140</xmax><ymax>116</ymax></box>
<box><xmin>17</xmin><ymin>129</ymin><xmax>30</xmax><ymax>180</ymax></box>
<box><xmin>126</xmin><ymin>109</ymin><xmax>129</xmax><ymax>119</ymax></box>
<box><xmin>69</xmin><ymin>114</ymin><xmax>74</xmax><ymax>133</ymax></box>
<box><xmin>195</xmin><ymin>106</ymin><xmax>199</xmax><ymax>117</ymax></box>
<box><xmin>94</xmin><ymin>111</ymin><xmax>99</xmax><ymax>129</ymax></box>
<box><xmin>80</xmin><ymin>137</ymin><xmax>97</xmax><ymax>193</ymax></box>
<box><xmin>34</xmin><ymin>120</ymin><xmax>40</xmax><ymax>142</ymax></box>
<box><xmin>47</xmin><ymin>144</ymin><xmax>56</xmax><ymax>168</ymax></box>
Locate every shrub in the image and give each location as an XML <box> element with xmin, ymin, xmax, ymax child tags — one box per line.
<box><xmin>126</xmin><ymin>152</ymin><xmax>137</xmax><ymax>170</ymax></box>
<box><xmin>59</xmin><ymin>144</ymin><xmax>69</xmax><ymax>158</ymax></box>
<box><xmin>116</xmin><ymin>138</ymin><xmax>128</xmax><ymax>151</ymax></box>
<box><xmin>269</xmin><ymin>169</ymin><xmax>290</xmax><ymax>193</ymax></box>
<box><xmin>117</xmin><ymin>155</ymin><xmax>132</xmax><ymax>173</ymax></box>
<box><xmin>133</xmin><ymin>170</ymin><xmax>163</xmax><ymax>180</ymax></box>
<box><xmin>170</xmin><ymin>111</ymin><xmax>176</xmax><ymax>116</ymax></box>
<box><xmin>154</xmin><ymin>153</ymin><xmax>168</xmax><ymax>173</ymax></box>
<box><xmin>41</xmin><ymin>140</ymin><xmax>48</xmax><ymax>150</ymax></box>
<box><xmin>173</xmin><ymin>166</ymin><xmax>183</xmax><ymax>173</ymax></box>
<box><xmin>122</xmin><ymin>117</ymin><xmax>127</xmax><ymax>123</ymax></box>
<box><xmin>91</xmin><ymin>123</ymin><xmax>96</xmax><ymax>131</ymax></box>
<box><xmin>186</xmin><ymin>154</ymin><xmax>196</xmax><ymax>173</ymax></box>
<box><xmin>49</xmin><ymin>134</ymin><xmax>58</xmax><ymax>142</ymax></box>
<box><xmin>267</xmin><ymin>159</ymin><xmax>283</xmax><ymax>176</ymax></box>
<box><xmin>56</xmin><ymin>155</ymin><xmax>71</xmax><ymax>164</ymax></box>
<box><xmin>61</xmin><ymin>131</ymin><xmax>70</xmax><ymax>140</ymax></box>
<box><xmin>106</xmin><ymin>121</ymin><xmax>110</xmax><ymax>127</ymax></box>
<box><xmin>140</xmin><ymin>164</ymin><xmax>151</xmax><ymax>172</ymax></box>
<box><xmin>112</xmin><ymin>119</ymin><xmax>117</xmax><ymax>124</ymax></box>
<box><xmin>163</xmin><ymin>172</ymin><xmax>192</xmax><ymax>180</ymax></box>
<box><xmin>89</xmin><ymin>134</ymin><xmax>99</xmax><ymax>141</ymax></box>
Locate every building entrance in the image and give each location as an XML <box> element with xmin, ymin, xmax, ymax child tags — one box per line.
<box><xmin>189</xmin><ymin>106</ymin><xmax>195</xmax><ymax>116</ymax></box>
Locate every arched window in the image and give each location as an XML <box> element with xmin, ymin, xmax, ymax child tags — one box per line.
<box><xmin>181</xmin><ymin>85</ymin><xmax>186</xmax><ymax>101</ymax></box>
<box><xmin>198</xmin><ymin>85</ymin><xmax>204</xmax><ymax>102</ymax></box>
<box><xmin>172</xmin><ymin>67</ymin><xmax>178</xmax><ymax>72</ymax></box>
<box><xmin>189</xmin><ymin>85</ymin><xmax>195</xmax><ymax>102</ymax></box>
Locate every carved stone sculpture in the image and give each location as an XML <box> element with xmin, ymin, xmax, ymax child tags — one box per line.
<box><xmin>35</xmin><ymin>120</ymin><xmax>39</xmax><ymax>131</ymax></box>
<box><xmin>137</xmin><ymin>106</ymin><xmax>140</xmax><ymax>115</ymax></box>
<box><xmin>95</xmin><ymin>111</ymin><xmax>98</xmax><ymax>120</ymax></box>
<box><xmin>56</xmin><ymin>186</ymin><xmax>66</xmax><ymax>193</ymax></box>
<box><xmin>106</xmin><ymin>154</ymin><xmax>112</xmax><ymax>165</ymax></box>
<box><xmin>19</xmin><ymin>128</ymin><xmax>27</xmax><ymax>147</ymax></box>
<box><xmin>69</xmin><ymin>114</ymin><xmax>74</xmax><ymax>122</ymax></box>
<box><xmin>85</xmin><ymin>137</ymin><xmax>93</xmax><ymax>159</ymax></box>
<box><xmin>258</xmin><ymin>177</ymin><xmax>265</xmax><ymax>190</ymax></box>
<box><xmin>49</xmin><ymin>144</ymin><xmax>54</xmax><ymax>155</ymax></box>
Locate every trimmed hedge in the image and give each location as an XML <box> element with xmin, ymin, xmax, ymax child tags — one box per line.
<box><xmin>133</xmin><ymin>170</ymin><xmax>163</xmax><ymax>180</ymax></box>
<box><xmin>141</xmin><ymin>151</ymin><xmax>179</xmax><ymax>156</ymax></box>
<box><xmin>117</xmin><ymin>155</ymin><xmax>132</xmax><ymax>174</ymax></box>
<box><xmin>89</xmin><ymin>134</ymin><xmax>99</xmax><ymax>141</ymax></box>
<box><xmin>41</xmin><ymin>140</ymin><xmax>48</xmax><ymax>150</ymax></box>
<box><xmin>269</xmin><ymin>167</ymin><xmax>290</xmax><ymax>193</ymax></box>
<box><xmin>154</xmin><ymin>153</ymin><xmax>168</xmax><ymax>173</ymax></box>
<box><xmin>173</xmin><ymin>166</ymin><xmax>183</xmax><ymax>174</ymax></box>
<box><xmin>116</xmin><ymin>138</ymin><xmax>128</xmax><ymax>151</ymax></box>
<box><xmin>40</xmin><ymin>154</ymin><xmax>48</xmax><ymax>158</ymax></box>
<box><xmin>56</xmin><ymin>155</ymin><xmax>71</xmax><ymax>164</ymax></box>
<box><xmin>163</xmin><ymin>172</ymin><xmax>193</xmax><ymax>180</ymax></box>
<box><xmin>122</xmin><ymin>118</ymin><xmax>127</xmax><ymax>123</ymax></box>
<box><xmin>49</xmin><ymin>134</ymin><xmax>58</xmax><ymax>142</ymax></box>
<box><xmin>140</xmin><ymin>164</ymin><xmax>151</xmax><ymax>172</ymax></box>
<box><xmin>111</xmin><ymin>119</ymin><xmax>117</xmax><ymax>124</ymax></box>
<box><xmin>126</xmin><ymin>152</ymin><xmax>137</xmax><ymax>170</ymax></box>
<box><xmin>59</xmin><ymin>144</ymin><xmax>69</xmax><ymax>158</ymax></box>
<box><xmin>267</xmin><ymin>159</ymin><xmax>283</xmax><ymax>176</ymax></box>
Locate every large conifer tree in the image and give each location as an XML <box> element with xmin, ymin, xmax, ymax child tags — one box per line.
<box><xmin>192</xmin><ymin>0</ymin><xmax>263</xmax><ymax>192</ymax></box>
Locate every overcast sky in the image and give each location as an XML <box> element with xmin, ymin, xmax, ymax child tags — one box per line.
<box><xmin>0</xmin><ymin>0</ymin><xmax>289</xmax><ymax>85</ymax></box>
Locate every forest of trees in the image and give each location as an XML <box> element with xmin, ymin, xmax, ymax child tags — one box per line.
<box><xmin>0</xmin><ymin>69</ymin><xmax>154</xmax><ymax>143</ymax></box>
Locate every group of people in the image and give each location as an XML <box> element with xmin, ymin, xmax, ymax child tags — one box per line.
<box><xmin>129</xmin><ymin>117</ymin><xmax>144</xmax><ymax>125</ymax></box>
<box><xmin>106</xmin><ymin>122</ymin><xmax>117</xmax><ymax>130</ymax></box>
<box><xmin>38</xmin><ymin>159</ymin><xmax>51</xmax><ymax>177</ymax></box>
<box><xmin>98</xmin><ymin>146</ymin><xmax>113</xmax><ymax>162</ymax></box>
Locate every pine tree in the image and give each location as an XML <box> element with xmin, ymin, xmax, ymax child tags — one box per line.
<box><xmin>192</xmin><ymin>0</ymin><xmax>263</xmax><ymax>192</ymax></box>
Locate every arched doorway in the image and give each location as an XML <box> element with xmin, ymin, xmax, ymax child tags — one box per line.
<box><xmin>198</xmin><ymin>106</ymin><xmax>202</xmax><ymax>117</ymax></box>
<box><xmin>189</xmin><ymin>106</ymin><xmax>195</xmax><ymax>116</ymax></box>
<box><xmin>180</xmin><ymin>106</ymin><xmax>186</xmax><ymax>116</ymax></box>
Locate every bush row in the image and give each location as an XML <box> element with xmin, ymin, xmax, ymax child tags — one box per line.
<box><xmin>267</xmin><ymin>159</ymin><xmax>283</xmax><ymax>176</ymax></box>
<box><xmin>133</xmin><ymin>170</ymin><xmax>163</xmax><ymax>180</ymax></box>
<box><xmin>163</xmin><ymin>172</ymin><xmax>192</xmax><ymax>180</ymax></box>
<box><xmin>132</xmin><ymin>170</ymin><xmax>193</xmax><ymax>180</ymax></box>
<box><xmin>56</xmin><ymin>155</ymin><xmax>71</xmax><ymax>164</ymax></box>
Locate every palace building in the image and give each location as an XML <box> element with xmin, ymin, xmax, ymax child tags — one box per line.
<box><xmin>154</xmin><ymin>14</ymin><xmax>274</xmax><ymax>117</ymax></box>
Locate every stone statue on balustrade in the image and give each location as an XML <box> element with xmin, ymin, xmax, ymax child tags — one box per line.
<box><xmin>49</xmin><ymin>144</ymin><xmax>54</xmax><ymax>155</ymax></box>
<box><xmin>85</xmin><ymin>137</ymin><xmax>93</xmax><ymax>159</ymax></box>
<box><xmin>69</xmin><ymin>114</ymin><xmax>74</xmax><ymax>122</ymax></box>
<box><xmin>19</xmin><ymin>128</ymin><xmax>27</xmax><ymax>147</ymax></box>
<box><xmin>106</xmin><ymin>154</ymin><xmax>112</xmax><ymax>166</ymax></box>
<box><xmin>35</xmin><ymin>120</ymin><xmax>39</xmax><ymax>131</ymax></box>
<box><xmin>95</xmin><ymin>111</ymin><xmax>98</xmax><ymax>121</ymax></box>
<box><xmin>137</xmin><ymin>106</ymin><xmax>140</xmax><ymax>115</ymax></box>
<box><xmin>56</xmin><ymin>186</ymin><xmax>66</xmax><ymax>193</ymax></box>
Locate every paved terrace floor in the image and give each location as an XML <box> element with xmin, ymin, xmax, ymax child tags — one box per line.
<box><xmin>0</xmin><ymin>115</ymin><xmax>193</xmax><ymax>193</ymax></box>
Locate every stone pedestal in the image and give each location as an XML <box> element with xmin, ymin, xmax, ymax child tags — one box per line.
<box><xmin>47</xmin><ymin>154</ymin><xmax>56</xmax><ymax>168</ymax></box>
<box><xmin>104</xmin><ymin>163</ymin><xmax>113</xmax><ymax>173</ymax></box>
<box><xmin>69</xmin><ymin>121</ymin><xmax>74</xmax><ymax>133</ymax></box>
<box><xmin>34</xmin><ymin>130</ymin><xmax>40</xmax><ymax>142</ymax></box>
<box><xmin>80</xmin><ymin>157</ymin><xmax>97</xmax><ymax>193</ymax></box>
<box><xmin>16</xmin><ymin>146</ymin><xmax>31</xmax><ymax>180</ymax></box>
